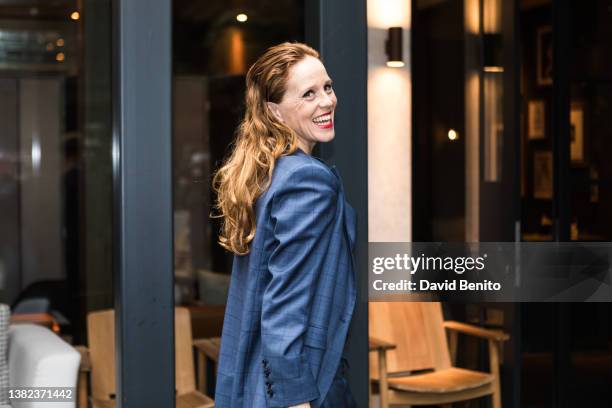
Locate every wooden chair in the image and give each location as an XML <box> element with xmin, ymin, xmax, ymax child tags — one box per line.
<box><xmin>369</xmin><ymin>302</ymin><xmax>509</xmax><ymax>408</ymax></box>
<box><xmin>192</xmin><ymin>337</ymin><xmax>221</xmax><ymax>395</ymax></box>
<box><xmin>80</xmin><ymin>307</ymin><xmax>214</xmax><ymax>408</ymax></box>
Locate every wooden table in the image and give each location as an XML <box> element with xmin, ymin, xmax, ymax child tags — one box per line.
<box><xmin>185</xmin><ymin>304</ymin><xmax>225</xmax><ymax>339</ymax></box>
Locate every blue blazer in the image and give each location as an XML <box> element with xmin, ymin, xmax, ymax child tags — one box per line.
<box><xmin>215</xmin><ymin>148</ymin><xmax>357</xmax><ymax>407</ymax></box>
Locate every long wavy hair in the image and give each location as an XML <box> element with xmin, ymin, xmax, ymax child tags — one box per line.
<box><xmin>212</xmin><ymin>42</ymin><xmax>320</xmax><ymax>255</ymax></box>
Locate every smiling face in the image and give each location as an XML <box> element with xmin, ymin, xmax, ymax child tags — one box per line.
<box><xmin>267</xmin><ymin>56</ymin><xmax>337</xmax><ymax>154</ymax></box>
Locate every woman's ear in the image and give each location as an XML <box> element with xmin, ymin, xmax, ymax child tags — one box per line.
<box><xmin>266</xmin><ymin>102</ymin><xmax>284</xmax><ymax>123</ymax></box>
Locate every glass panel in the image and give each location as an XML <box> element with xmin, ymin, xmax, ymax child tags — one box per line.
<box><xmin>171</xmin><ymin>0</ymin><xmax>304</xmax><ymax>396</ymax></box>
<box><xmin>566</xmin><ymin>0</ymin><xmax>612</xmax><ymax>406</ymax></box>
<box><xmin>412</xmin><ymin>0</ymin><xmax>466</xmax><ymax>242</ymax></box>
<box><xmin>518</xmin><ymin>3</ymin><xmax>555</xmax><ymax>407</ymax></box>
<box><xmin>567</xmin><ymin>0</ymin><xmax>611</xmax><ymax>242</ymax></box>
<box><xmin>413</xmin><ymin>0</ymin><xmax>510</xmax><ymax>240</ymax></box>
<box><xmin>412</xmin><ymin>0</ymin><xmax>516</xmax><ymax>406</ymax></box>
<box><xmin>520</xmin><ymin>2</ymin><xmax>612</xmax><ymax>406</ymax></box>
<box><xmin>0</xmin><ymin>0</ymin><xmax>113</xmax><ymax>398</ymax></box>
<box><xmin>519</xmin><ymin>2</ymin><xmax>553</xmax><ymax>242</ymax></box>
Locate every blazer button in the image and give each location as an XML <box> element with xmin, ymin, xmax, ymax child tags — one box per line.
<box><xmin>261</xmin><ymin>359</ymin><xmax>268</xmax><ymax>366</ymax></box>
<box><xmin>264</xmin><ymin>368</ymin><xmax>271</xmax><ymax>376</ymax></box>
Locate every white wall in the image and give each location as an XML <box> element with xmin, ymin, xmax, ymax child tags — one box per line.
<box><xmin>367</xmin><ymin>0</ymin><xmax>412</xmax><ymax>242</ymax></box>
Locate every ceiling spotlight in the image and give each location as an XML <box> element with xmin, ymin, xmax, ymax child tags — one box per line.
<box><xmin>448</xmin><ymin>129</ymin><xmax>459</xmax><ymax>141</ymax></box>
<box><xmin>70</xmin><ymin>11</ymin><xmax>80</xmax><ymax>21</ymax></box>
<box><xmin>56</xmin><ymin>52</ymin><xmax>65</xmax><ymax>62</ymax></box>
<box><xmin>236</xmin><ymin>13</ymin><xmax>248</xmax><ymax>23</ymax></box>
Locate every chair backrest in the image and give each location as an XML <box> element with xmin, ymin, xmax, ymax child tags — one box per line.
<box><xmin>174</xmin><ymin>307</ymin><xmax>196</xmax><ymax>394</ymax></box>
<box><xmin>369</xmin><ymin>302</ymin><xmax>451</xmax><ymax>374</ymax></box>
<box><xmin>87</xmin><ymin>307</ymin><xmax>196</xmax><ymax>401</ymax></box>
<box><xmin>87</xmin><ymin>310</ymin><xmax>114</xmax><ymax>401</ymax></box>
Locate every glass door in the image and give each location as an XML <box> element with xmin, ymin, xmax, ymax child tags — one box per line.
<box><xmin>519</xmin><ymin>1</ymin><xmax>612</xmax><ymax>407</ymax></box>
<box><xmin>412</xmin><ymin>0</ymin><xmax>520</xmax><ymax>406</ymax></box>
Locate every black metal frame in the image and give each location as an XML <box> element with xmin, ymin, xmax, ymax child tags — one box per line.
<box><xmin>502</xmin><ymin>0</ymin><xmax>522</xmax><ymax>407</ymax></box>
<box><xmin>551</xmin><ymin>2</ymin><xmax>571</xmax><ymax>407</ymax></box>
<box><xmin>306</xmin><ymin>0</ymin><xmax>369</xmax><ymax>405</ymax></box>
<box><xmin>112</xmin><ymin>0</ymin><xmax>174</xmax><ymax>406</ymax></box>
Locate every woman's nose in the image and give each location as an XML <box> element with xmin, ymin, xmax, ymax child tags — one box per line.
<box><xmin>319</xmin><ymin>92</ymin><xmax>334</xmax><ymax>108</ymax></box>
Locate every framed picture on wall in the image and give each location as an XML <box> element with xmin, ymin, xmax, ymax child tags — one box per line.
<box><xmin>570</xmin><ymin>101</ymin><xmax>585</xmax><ymax>163</ymax></box>
<box><xmin>537</xmin><ymin>26</ymin><xmax>553</xmax><ymax>86</ymax></box>
<box><xmin>533</xmin><ymin>151</ymin><xmax>553</xmax><ymax>199</ymax></box>
<box><xmin>528</xmin><ymin>100</ymin><xmax>545</xmax><ymax>139</ymax></box>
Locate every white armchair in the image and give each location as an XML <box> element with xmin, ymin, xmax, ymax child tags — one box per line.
<box><xmin>7</xmin><ymin>324</ymin><xmax>81</xmax><ymax>408</ymax></box>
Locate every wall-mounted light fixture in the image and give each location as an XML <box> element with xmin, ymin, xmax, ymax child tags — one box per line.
<box><xmin>385</xmin><ymin>27</ymin><xmax>404</xmax><ymax>68</ymax></box>
<box><xmin>483</xmin><ymin>33</ymin><xmax>503</xmax><ymax>73</ymax></box>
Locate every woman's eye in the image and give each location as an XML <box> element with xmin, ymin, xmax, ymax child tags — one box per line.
<box><xmin>303</xmin><ymin>90</ymin><xmax>314</xmax><ymax>98</ymax></box>
<box><xmin>324</xmin><ymin>84</ymin><xmax>333</xmax><ymax>92</ymax></box>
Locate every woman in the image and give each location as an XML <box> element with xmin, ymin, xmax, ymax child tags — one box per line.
<box><xmin>213</xmin><ymin>42</ymin><xmax>357</xmax><ymax>408</ymax></box>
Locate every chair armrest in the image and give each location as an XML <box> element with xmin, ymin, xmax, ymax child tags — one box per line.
<box><xmin>369</xmin><ymin>337</ymin><xmax>397</xmax><ymax>352</ymax></box>
<box><xmin>193</xmin><ymin>337</ymin><xmax>220</xmax><ymax>362</ymax></box>
<box><xmin>443</xmin><ymin>321</ymin><xmax>510</xmax><ymax>341</ymax></box>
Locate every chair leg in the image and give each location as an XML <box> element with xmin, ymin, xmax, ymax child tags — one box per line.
<box><xmin>492</xmin><ymin>392</ymin><xmax>502</xmax><ymax>408</ymax></box>
<box><xmin>488</xmin><ymin>339</ymin><xmax>502</xmax><ymax>408</ymax></box>
<box><xmin>378</xmin><ymin>350</ymin><xmax>389</xmax><ymax>408</ymax></box>
<box><xmin>197</xmin><ymin>352</ymin><xmax>207</xmax><ymax>394</ymax></box>
<box><xmin>77</xmin><ymin>372</ymin><xmax>88</xmax><ymax>408</ymax></box>
<box><xmin>448</xmin><ymin>330</ymin><xmax>458</xmax><ymax>366</ymax></box>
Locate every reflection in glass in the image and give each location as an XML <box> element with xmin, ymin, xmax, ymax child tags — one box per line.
<box><xmin>483</xmin><ymin>0</ymin><xmax>503</xmax><ymax>183</ymax></box>
<box><xmin>172</xmin><ymin>0</ymin><xmax>304</xmax><ymax>309</ymax></box>
<box><xmin>484</xmin><ymin>71</ymin><xmax>503</xmax><ymax>182</ymax></box>
<box><xmin>0</xmin><ymin>0</ymin><xmax>113</xmax><ymax>356</ymax></box>
<box><xmin>171</xmin><ymin>2</ymin><xmax>304</xmax><ymax>397</ymax></box>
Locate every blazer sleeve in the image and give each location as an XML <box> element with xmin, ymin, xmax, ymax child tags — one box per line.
<box><xmin>260</xmin><ymin>163</ymin><xmax>338</xmax><ymax>407</ymax></box>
